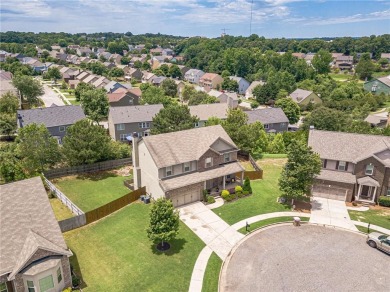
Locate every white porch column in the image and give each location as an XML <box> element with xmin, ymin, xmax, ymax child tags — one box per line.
<box><xmin>372</xmin><ymin>186</ymin><xmax>377</xmax><ymax>203</ymax></box>
<box><xmin>357</xmin><ymin>184</ymin><xmax>362</xmax><ymax>200</ymax></box>
<box><xmin>223</xmin><ymin>176</ymin><xmax>226</xmax><ymax>190</ymax></box>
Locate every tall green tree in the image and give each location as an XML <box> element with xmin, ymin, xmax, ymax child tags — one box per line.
<box><xmin>181</xmin><ymin>85</ymin><xmax>196</xmax><ymax>102</ymax></box>
<box><xmin>80</xmin><ymin>88</ymin><xmax>109</xmax><ymax>124</ymax></box>
<box><xmin>0</xmin><ymin>114</ymin><xmax>17</xmax><ymax>138</ymax></box>
<box><xmin>355</xmin><ymin>53</ymin><xmax>375</xmax><ymax>80</ymax></box>
<box><xmin>12</xmin><ymin>75</ymin><xmax>44</xmax><ymax>107</ymax></box>
<box><xmin>0</xmin><ymin>92</ymin><xmax>19</xmax><ymax>113</ymax></box>
<box><xmin>16</xmin><ymin>124</ymin><xmax>61</xmax><ymax>173</ymax></box>
<box><xmin>63</xmin><ymin>119</ymin><xmax>112</xmax><ymax>166</ymax></box>
<box><xmin>275</xmin><ymin>98</ymin><xmax>301</xmax><ymax>124</ymax></box>
<box><xmin>278</xmin><ymin>140</ymin><xmax>321</xmax><ymax>200</ymax></box>
<box><xmin>151</xmin><ymin>105</ymin><xmax>199</xmax><ymax>134</ymax></box>
<box><xmin>168</xmin><ymin>65</ymin><xmax>182</xmax><ymax>79</ymax></box>
<box><xmin>188</xmin><ymin>91</ymin><xmax>218</xmax><ymax>105</ymax></box>
<box><xmin>311</xmin><ymin>49</ymin><xmax>332</xmax><ymax>74</ymax></box>
<box><xmin>147</xmin><ymin>198</ymin><xmax>179</xmax><ymax>250</ymax></box>
<box><xmin>267</xmin><ymin>133</ymin><xmax>286</xmax><ymax>154</ymax></box>
<box><xmin>303</xmin><ymin>106</ymin><xmax>350</xmax><ymax>132</ymax></box>
<box><xmin>221</xmin><ymin>78</ymin><xmax>239</xmax><ymax>92</ymax></box>
<box><xmin>75</xmin><ymin>82</ymin><xmax>95</xmax><ymax>101</ymax></box>
<box><xmin>0</xmin><ymin>143</ymin><xmax>26</xmax><ymax>183</ymax></box>
<box><xmin>141</xmin><ymin>86</ymin><xmax>173</xmax><ymax>107</ymax></box>
<box><xmin>46</xmin><ymin>67</ymin><xmax>62</xmax><ymax>82</ymax></box>
<box><xmin>161</xmin><ymin>79</ymin><xmax>178</xmax><ymax>97</ymax></box>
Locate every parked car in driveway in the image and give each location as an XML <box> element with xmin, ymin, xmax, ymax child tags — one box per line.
<box><xmin>367</xmin><ymin>232</ymin><xmax>390</xmax><ymax>254</ymax></box>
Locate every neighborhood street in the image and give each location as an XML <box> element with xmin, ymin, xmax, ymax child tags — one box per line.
<box><xmin>40</xmin><ymin>83</ymin><xmax>65</xmax><ymax>107</ymax></box>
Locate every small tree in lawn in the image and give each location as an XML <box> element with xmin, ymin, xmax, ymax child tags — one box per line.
<box><xmin>147</xmin><ymin>198</ymin><xmax>179</xmax><ymax>251</ymax></box>
<box><xmin>243</xmin><ymin>177</ymin><xmax>252</xmax><ymax>194</ymax></box>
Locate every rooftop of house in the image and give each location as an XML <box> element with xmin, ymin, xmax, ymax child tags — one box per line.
<box><xmin>229</xmin><ymin>76</ymin><xmax>248</xmax><ymax>83</ymax></box>
<box><xmin>246</xmin><ymin>81</ymin><xmax>265</xmax><ymax>92</ymax></box>
<box><xmin>0</xmin><ymin>70</ymin><xmax>12</xmax><ymax>80</ymax></box>
<box><xmin>208</xmin><ymin>89</ymin><xmax>225</xmax><ymax>98</ymax></box>
<box><xmin>141</xmin><ymin>124</ymin><xmax>237</xmax><ymax>168</ymax></box>
<box><xmin>185</xmin><ymin>69</ymin><xmax>204</xmax><ymax>75</ymax></box>
<box><xmin>246</xmin><ymin>108</ymin><xmax>289</xmax><ymax>125</ymax></box>
<box><xmin>289</xmin><ymin>88</ymin><xmax>314</xmax><ymax>103</ymax></box>
<box><xmin>189</xmin><ymin>103</ymin><xmax>229</xmax><ymax>121</ymax></box>
<box><xmin>114</xmin><ymin>87</ymin><xmax>142</xmax><ymax>97</ymax></box>
<box><xmin>336</xmin><ymin>55</ymin><xmax>353</xmax><ymax>62</ymax></box>
<box><xmin>0</xmin><ymin>177</ymin><xmax>71</xmax><ymax>277</ymax></box>
<box><xmin>377</xmin><ymin>75</ymin><xmax>390</xmax><ymax>87</ymax></box>
<box><xmin>364</xmin><ymin>113</ymin><xmax>388</xmax><ymax>125</ymax></box>
<box><xmin>381</xmin><ymin>53</ymin><xmax>390</xmax><ymax>58</ymax></box>
<box><xmin>17</xmin><ymin>105</ymin><xmax>86</xmax><ymax>128</ymax></box>
<box><xmin>152</xmin><ymin>76</ymin><xmax>167</xmax><ymax>84</ymax></box>
<box><xmin>200</xmin><ymin>73</ymin><xmax>221</xmax><ymax>81</ymax></box>
<box><xmin>109</xmin><ymin>104</ymin><xmax>163</xmax><ymax>124</ymax></box>
<box><xmin>308</xmin><ymin>129</ymin><xmax>390</xmax><ymax>164</ymax></box>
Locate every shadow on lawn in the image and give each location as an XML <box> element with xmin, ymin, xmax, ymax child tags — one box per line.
<box><xmin>69</xmin><ymin>250</ymin><xmax>88</xmax><ymax>290</ymax></box>
<box><xmin>150</xmin><ymin>238</ymin><xmax>187</xmax><ymax>256</ymax></box>
<box><xmin>76</xmin><ymin>171</ymin><xmax>118</xmax><ymax>181</ymax></box>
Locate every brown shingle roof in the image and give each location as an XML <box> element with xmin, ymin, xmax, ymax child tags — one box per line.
<box><xmin>109</xmin><ymin>104</ymin><xmax>163</xmax><ymax>124</ymax></box>
<box><xmin>189</xmin><ymin>103</ymin><xmax>228</xmax><ymax>121</ymax></box>
<box><xmin>141</xmin><ymin>125</ymin><xmax>237</xmax><ymax>168</ymax></box>
<box><xmin>289</xmin><ymin>88</ymin><xmax>313</xmax><ymax>103</ymax></box>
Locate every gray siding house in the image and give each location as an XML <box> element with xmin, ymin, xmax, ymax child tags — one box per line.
<box><xmin>246</xmin><ymin>108</ymin><xmax>289</xmax><ymax>132</ymax></box>
<box><xmin>17</xmin><ymin>105</ymin><xmax>86</xmax><ymax>143</ymax></box>
<box><xmin>108</xmin><ymin>104</ymin><xmax>163</xmax><ymax>141</ymax></box>
<box><xmin>108</xmin><ymin>88</ymin><xmax>141</xmax><ymax>107</ymax></box>
<box><xmin>229</xmin><ymin>76</ymin><xmax>250</xmax><ymax>95</ymax></box>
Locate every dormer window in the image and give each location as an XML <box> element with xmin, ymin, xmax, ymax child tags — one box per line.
<box><xmin>166</xmin><ymin>166</ymin><xmax>173</xmax><ymax>177</ymax></box>
<box><xmin>184</xmin><ymin>162</ymin><xmax>190</xmax><ymax>172</ymax></box>
<box><xmin>338</xmin><ymin>161</ymin><xmax>347</xmax><ymax>171</ymax></box>
<box><xmin>224</xmin><ymin>153</ymin><xmax>230</xmax><ymax>163</ymax></box>
<box><xmin>205</xmin><ymin>157</ymin><xmax>213</xmax><ymax>168</ymax></box>
<box><xmin>365</xmin><ymin>164</ymin><xmax>374</xmax><ymax>176</ymax></box>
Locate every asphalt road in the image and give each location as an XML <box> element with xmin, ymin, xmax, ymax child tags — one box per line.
<box><xmin>40</xmin><ymin>83</ymin><xmax>65</xmax><ymax>107</ymax></box>
<box><xmin>220</xmin><ymin>224</ymin><xmax>389</xmax><ymax>292</ymax></box>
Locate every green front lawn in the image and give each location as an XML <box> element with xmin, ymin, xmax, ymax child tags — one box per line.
<box><xmin>349</xmin><ymin>209</ymin><xmax>390</xmax><ymax>230</ymax></box>
<box><xmin>355</xmin><ymin>225</ymin><xmax>389</xmax><ymax>235</ymax></box>
<box><xmin>53</xmin><ymin>171</ymin><xmax>132</xmax><ymax>212</ymax></box>
<box><xmin>238</xmin><ymin>216</ymin><xmax>310</xmax><ymax>234</ymax></box>
<box><xmin>202</xmin><ymin>252</ymin><xmax>222</xmax><ymax>292</ymax></box>
<box><xmin>64</xmin><ymin>203</ymin><xmax>204</xmax><ymax>291</ymax></box>
<box><xmin>213</xmin><ymin>158</ymin><xmax>289</xmax><ymax>224</ymax></box>
<box><xmin>49</xmin><ymin>198</ymin><xmax>74</xmax><ymax>221</ymax></box>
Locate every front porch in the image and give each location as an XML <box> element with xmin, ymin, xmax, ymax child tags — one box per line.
<box><xmin>355</xmin><ymin>176</ymin><xmax>380</xmax><ymax>204</ymax></box>
<box><xmin>205</xmin><ymin>173</ymin><xmax>244</xmax><ymax>196</ymax></box>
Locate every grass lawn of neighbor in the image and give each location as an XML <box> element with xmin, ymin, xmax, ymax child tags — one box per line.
<box><xmin>64</xmin><ymin>203</ymin><xmax>204</xmax><ymax>292</ymax></box>
<box><xmin>238</xmin><ymin>216</ymin><xmax>310</xmax><ymax>234</ymax></box>
<box><xmin>49</xmin><ymin>198</ymin><xmax>74</xmax><ymax>221</ymax></box>
<box><xmin>349</xmin><ymin>208</ymin><xmax>390</xmax><ymax>230</ymax></box>
<box><xmin>202</xmin><ymin>252</ymin><xmax>222</xmax><ymax>292</ymax></box>
<box><xmin>213</xmin><ymin>158</ymin><xmax>290</xmax><ymax>225</ymax></box>
<box><xmin>53</xmin><ymin>169</ymin><xmax>132</xmax><ymax>212</ymax></box>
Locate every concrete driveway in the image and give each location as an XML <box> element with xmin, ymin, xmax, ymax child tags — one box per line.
<box><xmin>310</xmin><ymin>197</ymin><xmax>357</xmax><ymax>231</ymax></box>
<box><xmin>40</xmin><ymin>84</ymin><xmax>65</xmax><ymax>107</ymax></box>
<box><xmin>220</xmin><ymin>224</ymin><xmax>389</xmax><ymax>292</ymax></box>
<box><xmin>178</xmin><ymin>202</ymin><xmax>244</xmax><ymax>260</ymax></box>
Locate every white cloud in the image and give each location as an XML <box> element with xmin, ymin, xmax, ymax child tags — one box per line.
<box><xmin>1</xmin><ymin>0</ymin><xmax>52</xmax><ymax>17</ymax></box>
<box><xmin>303</xmin><ymin>9</ymin><xmax>390</xmax><ymax>25</ymax></box>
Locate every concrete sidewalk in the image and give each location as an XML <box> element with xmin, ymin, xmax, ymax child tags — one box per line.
<box><xmin>178</xmin><ymin>202</ymin><xmax>244</xmax><ymax>260</ymax></box>
<box><xmin>310</xmin><ymin>197</ymin><xmax>358</xmax><ymax>231</ymax></box>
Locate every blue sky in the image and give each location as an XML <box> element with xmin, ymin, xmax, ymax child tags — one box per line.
<box><xmin>1</xmin><ymin>0</ymin><xmax>389</xmax><ymax>38</ymax></box>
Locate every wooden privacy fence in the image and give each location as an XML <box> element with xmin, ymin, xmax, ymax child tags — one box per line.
<box><xmin>243</xmin><ymin>170</ymin><xmax>263</xmax><ymax>180</ymax></box>
<box><xmin>43</xmin><ymin>175</ymin><xmax>84</xmax><ymax>216</ymax></box>
<box><xmin>249</xmin><ymin>154</ymin><xmax>262</xmax><ymax>172</ymax></box>
<box><xmin>44</xmin><ymin>158</ymin><xmax>132</xmax><ymax>179</ymax></box>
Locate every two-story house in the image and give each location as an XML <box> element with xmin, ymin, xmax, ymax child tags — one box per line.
<box><xmin>132</xmin><ymin>125</ymin><xmax>245</xmax><ymax>207</ymax></box>
<box><xmin>363</xmin><ymin>75</ymin><xmax>390</xmax><ymax>96</ymax></box>
<box><xmin>184</xmin><ymin>69</ymin><xmax>205</xmax><ymax>84</ymax></box>
<box><xmin>0</xmin><ymin>177</ymin><xmax>72</xmax><ymax>292</ymax></box>
<box><xmin>199</xmin><ymin>73</ymin><xmax>223</xmax><ymax>92</ymax></box>
<box><xmin>229</xmin><ymin>76</ymin><xmax>250</xmax><ymax>95</ymax></box>
<box><xmin>108</xmin><ymin>104</ymin><xmax>163</xmax><ymax>141</ymax></box>
<box><xmin>309</xmin><ymin>129</ymin><xmax>390</xmax><ymax>203</ymax></box>
<box><xmin>108</xmin><ymin>88</ymin><xmax>141</xmax><ymax>107</ymax></box>
<box><xmin>246</xmin><ymin>108</ymin><xmax>289</xmax><ymax>133</ymax></box>
<box><xmin>189</xmin><ymin>103</ymin><xmax>229</xmax><ymax>127</ymax></box>
<box><xmin>335</xmin><ymin>55</ymin><xmax>354</xmax><ymax>70</ymax></box>
<box><xmin>17</xmin><ymin>105</ymin><xmax>86</xmax><ymax>144</ymax></box>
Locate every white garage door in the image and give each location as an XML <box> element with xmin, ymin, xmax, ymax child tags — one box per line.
<box><xmin>172</xmin><ymin>189</ymin><xmax>200</xmax><ymax>207</ymax></box>
<box><xmin>312</xmin><ymin>185</ymin><xmax>347</xmax><ymax>201</ymax></box>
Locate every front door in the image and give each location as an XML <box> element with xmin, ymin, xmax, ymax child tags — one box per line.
<box><xmin>360</xmin><ymin>185</ymin><xmax>373</xmax><ymax>200</ymax></box>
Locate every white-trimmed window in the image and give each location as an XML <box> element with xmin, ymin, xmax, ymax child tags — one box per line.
<box><xmin>119</xmin><ymin>134</ymin><xmax>127</xmax><ymax>141</ymax></box>
<box><xmin>129</xmin><ymin>98</ymin><xmax>134</xmax><ymax>105</ymax></box>
<box><xmin>194</xmin><ymin>122</ymin><xmax>199</xmax><ymax>128</ymax></box>
<box><xmin>116</xmin><ymin>123</ymin><xmax>125</xmax><ymax>131</ymax></box>
<box><xmin>264</xmin><ymin>124</ymin><xmax>269</xmax><ymax>129</ymax></box>
<box><xmin>338</xmin><ymin>161</ymin><xmax>346</xmax><ymax>171</ymax></box>
<box><xmin>205</xmin><ymin>157</ymin><xmax>213</xmax><ymax>168</ymax></box>
<box><xmin>39</xmin><ymin>275</ymin><xmax>54</xmax><ymax>292</ymax></box>
<box><xmin>224</xmin><ymin>153</ymin><xmax>230</xmax><ymax>163</ymax></box>
<box><xmin>184</xmin><ymin>162</ymin><xmax>190</xmax><ymax>172</ymax></box>
<box><xmin>139</xmin><ymin>122</ymin><xmax>150</xmax><ymax>129</ymax></box>
<box><xmin>0</xmin><ymin>283</ymin><xmax>8</xmax><ymax>292</ymax></box>
<box><xmin>57</xmin><ymin>267</ymin><xmax>62</xmax><ymax>283</ymax></box>
<box><xmin>59</xmin><ymin>126</ymin><xmax>65</xmax><ymax>132</ymax></box>
<box><xmin>371</xmin><ymin>85</ymin><xmax>377</xmax><ymax>92</ymax></box>
<box><xmin>166</xmin><ymin>166</ymin><xmax>173</xmax><ymax>177</ymax></box>
<box><xmin>26</xmin><ymin>281</ymin><xmax>35</xmax><ymax>292</ymax></box>
<box><xmin>365</xmin><ymin>164</ymin><xmax>374</xmax><ymax>175</ymax></box>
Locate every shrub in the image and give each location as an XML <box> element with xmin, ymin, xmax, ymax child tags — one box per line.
<box><xmin>62</xmin><ymin>288</ymin><xmax>72</xmax><ymax>292</ymax></box>
<box><xmin>225</xmin><ymin>194</ymin><xmax>234</xmax><ymax>202</ymax></box>
<box><xmin>243</xmin><ymin>190</ymin><xmax>249</xmax><ymax>195</ymax></box>
<box><xmin>221</xmin><ymin>190</ymin><xmax>230</xmax><ymax>200</ymax></box>
<box><xmin>378</xmin><ymin>196</ymin><xmax>390</xmax><ymax>207</ymax></box>
<box><xmin>237</xmin><ymin>192</ymin><xmax>244</xmax><ymax>198</ymax></box>
<box><xmin>72</xmin><ymin>274</ymin><xmax>80</xmax><ymax>287</ymax></box>
<box><xmin>243</xmin><ymin>177</ymin><xmax>252</xmax><ymax>193</ymax></box>
<box><xmin>203</xmin><ymin>189</ymin><xmax>208</xmax><ymax>202</ymax></box>
<box><xmin>235</xmin><ymin>185</ymin><xmax>243</xmax><ymax>193</ymax></box>
<box><xmin>207</xmin><ymin>196</ymin><xmax>216</xmax><ymax>204</ymax></box>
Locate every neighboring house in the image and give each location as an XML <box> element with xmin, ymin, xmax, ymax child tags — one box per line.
<box><xmin>108</xmin><ymin>88</ymin><xmax>141</xmax><ymax>107</ymax></box>
<box><xmin>127</xmin><ymin>68</ymin><xmax>142</xmax><ymax>81</ymax></box>
<box><xmin>177</xmin><ymin>65</ymin><xmax>190</xmax><ymax>76</ymax></box>
<box><xmin>380</xmin><ymin>53</ymin><xmax>390</xmax><ymax>62</ymax></box>
<box><xmin>208</xmin><ymin>90</ymin><xmax>238</xmax><ymax>109</ymax></box>
<box><xmin>68</xmin><ymin>79</ymin><xmax>80</xmax><ymax>89</ymax></box>
<box><xmin>184</xmin><ymin>69</ymin><xmax>205</xmax><ymax>84</ymax></box>
<box><xmin>245</xmin><ymin>81</ymin><xmax>265</xmax><ymax>99</ymax></box>
<box><xmin>199</xmin><ymin>73</ymin><xmax>223</xmax><ymax>92</ymax></box>
<box><xmin>75</xmin><ymin>71</ymin><xmax>90</xmax><ymax>82</ymax></box>
<box><xmin>335</xmin><ymin>56</ymin><xmax>353</xmax><ymax>70</ymax></box>
<box><xmin>304</xmin><ymin>53</ymin><xmax>316</xmax><ymax>65</ymax></box>
<box><xmin>17</xmin><ymin>105</ymin><xmax>86</xmax><ymax>143</ymax></box>
<box><xmin>0</xmin><ymin>177</ymin><xmax>72</xmax><ymax>292</ymax></box>
<box><xmin>103</xmin><ymin>62</ymin><xmax>115</xmax><ymax>70</ymax></box>
<box><xmin>0</xmin><ymin>70</ymin><xmax>17</xmax><ymax>97</ymax></box>
<box><xmin>189</xmin><ymin>103</ymin><xmax>229</xmax><ymax>127</ymax></box>
<box><xmin>363</xmin><ymin>75</ymin><xmax>390</xmax><ymax>95</ymax></box>
<box><xmin>292</xmin><ymin>53</ymin><xmax>306</xmax><ymax>59</ymax></box>
<box><xmin>229</xmin><ymin>76</ymin><xmax>250</xmax><ymax>94</ymax></box>
<box><xmin>132</xmin><ymin>125</ymin><xmax>245</xmax><ymax>207</ymax></box>
<box><xmin>364</xmin><ymin>112</ymin><xmax>389</xmax><ymax>128</ymax></box>
<box><xmin>110</xmin><ymin>54</ymin><xmax>122</xmax><ymax>65</ymax></box>
<box><xmin>142</xmin><ymin>72</ymin><xmax>156</xmax><ymax>84</ymax></box>
<box><xmin>150</xmin><ymin>47</ymin><xmax>163</xmax><ymax>55</ymax></box>
<box><xmin>246</xmin><ymin>108</ymin><xmax>289</xmax><ymax>133</ymax></box>
<box><xmin>162</xmin><ymin>48</ymin><xmax>174</xmax><ymax>56</ymax></box>
<box><xmin>104</xmin><ymin>80</ymin><xmax>126</xmax><ymax>93</ymax></box>
<box><xmin>356</xmin><ymin>52</ymin><xmax>373</xmax><ymax>60</ymax></box>
<box><xmin>76</xmin><ymin>47</ymin><xmax>92</xmax><ymax>56</ymax></box>
<box><xmin>92</xmin><ymin>76</ymin><xmax>110</xmax><ymax>88</ymax></box>
<box><xmin>83</xmin><ymin>74</ymin><xmax>99</xmax><ymax>85</ymax></box>
<box><xmin>151</xmin><ymin>76</ymin><xmax>167</xmax><ymax>87</ymax></box>
<box><xmin>289</xmin><ymin>88</ymin><xmax>322</xmax><ymax>106</ymax></box>
<box><xmin>151</xmin><ymin>56</ymin><xmax>166</xmax><ymax>70</ymax></box>
<box><xmin>108</xmin><ymin>104</ymin><xmax>163</xmax><ymax>141</ymax></box>
<box><xmin>308</xmin><ymin>129</ymin><xmax>390</xmax><ymax>203</ymax></box>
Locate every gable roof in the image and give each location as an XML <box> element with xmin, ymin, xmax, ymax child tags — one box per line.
<box><xmin>308</xmin><ymin>129</ymin><xmax>390</xmax><ymax>164</ymax></box>
<box><xmin>364</xmin><ymin>113</ymin><xmax>388</xmax><ymax>125</ymax></box>
<box><xmin>108</xmin><ymin>92</ymin><xmax>128</xmax><ymax>103</ymax></box>
<box><xmin>200</xmin><ymin>73</ymin><xmax>221</xmax><ymax>81</ymax></box>
<box><xmin>141</xmin><ymin>125</ymin><xmax>237</xmax><ymax>168</ymax></box>
<box><xmin>189</xmin><ymin>103</ymin><xmax>229</xmax><ymax>121</ymax></box>
<box><xmin>0</xmin><ymin>177</ymin><xmax>71</xmax><ymax>277</ymax></box>
<box><xmin>229</xmin><ymin>76</ymin><xmax>248</xmax><ymax>83</ymax></box>
<box><xmin>185</xmin><ymin>69</ymin><xmax>204</xmax><ymax>76</ymax></box>
<box><xmin>0</xmin><ymin>70</ymin><xmax>13</xmax><ymax>81</ymax></box>
<box><xmin>246</xmin><ymin>108</ymin><xmax>289</xmax><ymax>125</ymax></box>
<box><xmin>109</xmin><ymin>104</ymin><xmax>163</xmax><ymax>124</ymax></box>
<box><xmin>17</xmin><ymin>105</ymin><xmax>86</xmax><ymax>128</ymax></box>
<box><xmin>208</xmin><ymin>89</ymin><xmax>225</xmax><ymax>98</ymax></box>
<box><xmin>289</xmin><ymin>88</ymin><xmax>314</xmax><ymax>103</ymax></box>
<box><xmin>246</xmin><ymin>81</ymin><xmax>265</xmax><ymax>93</ymax></box>
<box><xmin>377</xmin><ymin>75</ymin><xmax>390</xmax><ymax>87</ymax></box>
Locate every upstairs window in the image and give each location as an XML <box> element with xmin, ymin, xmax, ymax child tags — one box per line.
<box><xmin>184</xmin><ymin>162</ymin><xmax>190</xmax><ymax>172</ymax></box>
<box><xmin>166</xmin><ymin>166</ymin><xmax>173</xmax><ymax>177</ymax></box>
<box><xmin>139</xmin><ymin>122</ymin><xmax>150</xmax><ymax>129</ymax></box>
<box><xmin>116</xmin><ymin>123</ymin><xmax>125</xmax><ymax>131</ymax></box>
<box><xmin>365</xmin><ymin>164</ymin><xmax>374</xmax><ymax>176</ymax></box>
<box><xmin>338</xmin><ymin>161</ymin><xmax>346</xmax><ymax>171</ymax></box>
<box><xmin>205</xmin><ymin>157</ymin><xmax>213</xmax><ymax>168</ymax></box>
<box><xmin>264</xmin><ymin>124</ymin><xmax>269</xmax><ymax>129</ymax></box>
<box><xmin>27</xmin><ymin>281</ymin><xmax>35</xmax><ymax>292</ymax></box>
<box><xmin>59</xmin><ymin>126</ymin><xmax>66</xmax><ymax>132</ymax></box>
<box><xmin>224</xmin><ymin>153</ymin><xmax>230</xmax><ymax>163</ymax></box>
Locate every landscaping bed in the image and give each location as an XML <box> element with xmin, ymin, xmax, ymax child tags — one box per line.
<box><xmin>53</xmin><ymin>168</ymin><xmax>132</xmax><ymax>212</ymax></box>
<box><xmin>64</xmin><ymin>203</ymin><xmax>204</xmax><ymax>291</ymax></box>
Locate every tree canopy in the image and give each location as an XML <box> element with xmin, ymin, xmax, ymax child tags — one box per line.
<box><xmin>275</xmin><ymin>97</ymin><xmax>301</xmax><ymax>124</ymax></box>
<box><xmin>80</xmin><ymin>88</ymin><xmax>109</xmax><ymax>124</ymax></box>
<box><xmin>12</xmin><ymin>75</ymin><xmax>44</xmax><ymax>106</ymax></box>
<box><xmin>151</xmin><ymin>105</ymin><xmax>199</xmax><ymax>134</ymax></box>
